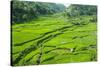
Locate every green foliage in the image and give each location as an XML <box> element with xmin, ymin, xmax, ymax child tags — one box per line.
<box><xmin>11</xmin><ymin>3</ymin><xmax>97</xmax><ymax>66</ymax></box>
<box><xmin>12</xmin><ymin>1</ymin><xmax>66</xmax><ymax>23</ymax></box>
<box><xmin>64</xmin><ymin>4</ymin><xmax>97</xmax><ymax>17</ymax></box>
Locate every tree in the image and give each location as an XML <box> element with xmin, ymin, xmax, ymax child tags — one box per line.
<box><xmin>11</xmin><ymin>1</ymin><xmax>66</xmax><ymax>23</ymax></box>
<box><xmin>65</xmin><ymin>4</ymin><xmax>97</xmax><ymax>17</ymax></box>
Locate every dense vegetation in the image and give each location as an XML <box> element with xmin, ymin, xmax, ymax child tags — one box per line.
<box><xmin>62</xmin><ymin>4</ymin><xmax>97</xmax><ymax>25</ymax></box>
<box><xmin>11</xmin><ymin>1</ymin><xmax>97</xmax><ymax>66</ymax></box>
<box><xmin>64</xmin><ymin>4</ymin><xmax>97</xmax><ymax>17</ymax></box>
<box><xmin>12</xmin><ymin>1</ymin><xmax>66</xmax><ymax>23</ymax></box>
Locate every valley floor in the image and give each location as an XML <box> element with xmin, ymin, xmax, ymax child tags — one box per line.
<box><xmin>12</xmin><ymin>13</ymin><xmax>97</xmax><ymax>66</ymax></box>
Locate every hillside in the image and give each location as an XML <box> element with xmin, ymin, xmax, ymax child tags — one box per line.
<box><xmin>11</xmin><ymin>1</ymin><xmax>97</xmax><ymax>66</ymax></box>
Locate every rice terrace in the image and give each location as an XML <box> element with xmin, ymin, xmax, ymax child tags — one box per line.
<box><xmin>11</xmin><ymin>1</ymin><xmax>97</xmax><ymax>66</ymax></box>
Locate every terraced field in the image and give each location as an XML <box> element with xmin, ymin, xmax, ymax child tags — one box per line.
<box><xmin>12</xmin><ymin>14</ymin><xmax>97</xmax><ymax>66</ymax></box>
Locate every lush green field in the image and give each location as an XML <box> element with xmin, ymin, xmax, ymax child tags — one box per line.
<box><xmin>12</xmin><ymin>13</ymin><xmax>97</xmax><ymax>66</ymax></box>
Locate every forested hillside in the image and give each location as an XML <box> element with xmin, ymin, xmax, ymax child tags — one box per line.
<box><xmin>62</xmin><ymin>4</ymin><xmax>97</xmax><ymax>25</ymax></box>
<box><xmin>11</xmin><ymin>1</ymin><xmax>97</xmax><ymax>66</ymax></box>
<box><xmin>65</xmin><ymin>4</ymin><xmax>97</xmax><ymax>17</ymax></box>
<box><xmin>12</xmin><ymin>1</ymin><xmax>66</xmax><ymax>23</ymax></box>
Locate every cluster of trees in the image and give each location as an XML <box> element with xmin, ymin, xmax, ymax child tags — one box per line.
<box><xmin>64</xmin><ymin>4</ymin><xmax>97</xmax><ymax>17</ymax></box>
<box><xmin>62</xmin><ymin>4</ymin><xmax>97</xmax><ymax>25</ymax></box>
<box><xmin>11</xmin><ymin>1</ymin><xmax>66</xmax><ymax>23</ymax></box>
